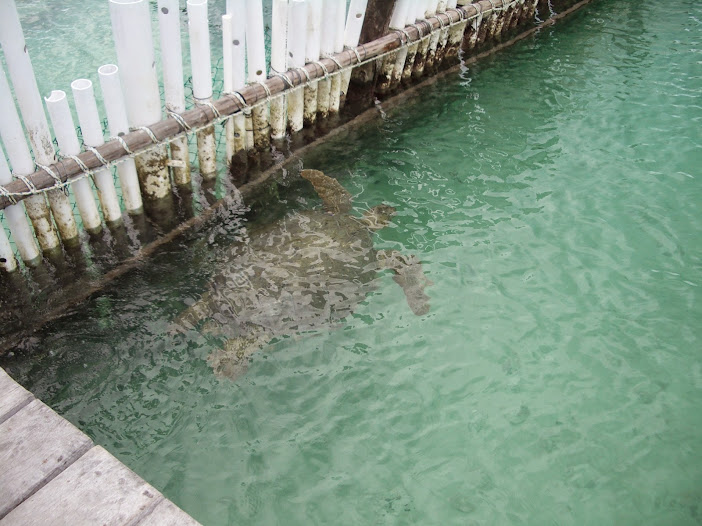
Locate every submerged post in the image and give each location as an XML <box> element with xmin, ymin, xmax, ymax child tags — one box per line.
<box><xmin>0</xmin><ymin>0</ymin><xmax>78</xmax><ymax>248</ymax></box>
<box><xmin>109</xmin><ymin>0</ymin><xmax>171</xmax><ymax>200</ymax></box>
<box><xmin>45</xmin><ymin>91</ymin><xmax>103</xmax><ymax>235</ymax></box>
<box><xmin>187</xmin><ymin>0</ymin><xmax>217</xmax><ymax>179</ymax></box>
<box><xmin>71</xmin><ymin>79</ymin><xmax>124</xmax><ymax>225</ymax></box>
<box><xmin>158</xmin><ymin>0</ymin><xmax>191</xmax><ymax>186</ymax></box>
<box><xmin>98</xmin><ymin>65</ymin><xmax>144</xmax><ymax>214</ymax></box>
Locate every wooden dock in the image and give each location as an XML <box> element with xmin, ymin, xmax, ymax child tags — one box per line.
<box><xmin>0</xmin><ymin>367</ymin><xmax>200</xmax><ymax>525</ymax></box>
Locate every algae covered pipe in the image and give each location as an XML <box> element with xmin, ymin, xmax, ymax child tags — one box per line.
<box><xmin>0</xmin><ymin>0</ymin><xmax>510</xmax><ymax>212</ymax></box>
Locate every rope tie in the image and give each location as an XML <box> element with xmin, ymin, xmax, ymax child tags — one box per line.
<box><xmin>452</xmin><ymin>8</ymin><xmax>465</xmax><ymax>21</ymax></box>
<box><xmin>85</xmin><ymin>146</ymin><xmax>110</xmax><ymax>166</ymax></box>
<box><xmin>487</xmin><ymin>0</ymin><xmax>496</xmax><ymax>14</ymax></box>
<box><xmin>166</xmin><ymin>109</ymin><xmax>191</xmax><ymax>132</ymax></box>
<box><xmin>35</xmin><ymin>163</ymin><xmax>68</xmax><ymax>195</ymax></box>
<box><xmin>399</xmin><ymin>28</ymin><xmax>413</xmax><ymax>42</ymax></box>
<box><xmin>195</xmin><ymin>100</ymin><xmax>221</xmax><ymax>119</ymax></box>
<box><xmin>253</xmin><ymin>80</ymin><xmax>272</xmax><ymax>102</ymax></box>
<box><xmin>345</xmin><ymin>45</ymin><xmax>363</xmax><ymax>64</ymax></box>
<box><xmin>61</xmin><ymin>153</ymin><xmax>91</xmax><ymax>173</ymax></box>
<box><xmin>108</xmin><ymin>134</ymin><xmax>135</xmax><ymax>155</ymax></box>
<box><xmin>436</xmin><ymin>15</ymin><xmax>446</xmax><ymax>29</ymax></box>
<box><xmin>323</xmin><ymin>54</ymin><xmax>343</xmax><ymax>71</ymax></box>
<box><xmin>275</xmin><ymin>72</ymin><xmax>294</xmax><ymax>89</ymax></box>
<box><xmin>231</xmin><ymin>91</ymin><xmax>249</xmax><ymax>109</ymax></box>
<box><xmin>313</xmin><ymin>61</ymin><xmax>330</xmax><ymax>78</ymax></box>
<box><xmin>130</xmin><ymin>126</ymin><xmax>159</xmax><ymax>144</ymax></box>
<box><xmin>296</xmin><ymin>67</ymin><xmax>312</xmax><ymax>83</ymax></box>
<box><xmin>0</xmin><ymin>186</ymin><xmax>17</xmax><ymax>205</ymax></box>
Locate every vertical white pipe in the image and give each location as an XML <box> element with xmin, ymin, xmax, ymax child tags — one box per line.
<box><xmin>270</xmin><ymin>0</ymin><xmax>288</xmax><ymax>140</ymax></box>
<box><xmin>0</xmin><ymin>215</ymin><xmax>17</xmax><ymax>272</ymax></box>
<box><xmin>446</xmin><ymin>0</ymin><xmax>458</xmax><ymax>9</ymax></box>
<box><xmin>0</xmin><ymin>65</ymin><xmax>53</xmax><ymax>257</ymax></box>
<box><xmin>245</xmin><ymin>0</ymin><xmax>267</xmax><ymax>83</ymax></box>
<box><xmin>71</xmin><ymin>79</ymin><xmax>123</xmax><ymax>225</ymax></box>
<box><xmin>425</xmin><ymin>1</ymin><xmax>437</xmax><ymax>17</ymax></box>
<box><xmin>287</xmin><ymin>0</ymin><xmax>307</xmax><ymax>133</ymax></box>
<box><xmin>187</xmin><ymin>0</ymin><xmax>217</xmax><ymax>178</ymax></box>
<box><xmin>45</xmin><ymin>91</ymin><xmax>103</xmax><ymax>234</ymax></box>
<box><xmin>389</xmin><ymin>0</ymin><xmax>411</xmax><ymax>29</ymax></box>
<box><xmin>98</xmin><ymin>64</ymin><xmax>143</xmax><ymax>214</ymax></box>
<box><xmin>109</xmin><ymin>0</ymin><xmax>170</xmax><ymax>200</ymax></box>
<box><xmin>0</xmin><ymin>0</ymin><xmax>77</xmax><ymax>246</ymax></box>
<box><xmin>0</xmin><ymin>147</ymin><xmax>39</xmax><ymax>266</ymax></box>
<box><xmin>317</xmin><ymin>1</ymin><xmax>338</xmax><ymax>119</ymax></box>
<box><xmin>328</xmin><ymin>1</ymin><xmax>346</xmax><ymax>114</ymax></box>
<box><xmin>344</xmin><ymin>0</ymin><xmax>368</xmax><ymax>49</ymax></box>
<box><xmin>158</xmin><ymin>0</ymin><xmax>190</xmax><ymax>186</ymax></box>
<box><xmin>225</xmin><ymin>1</ymin><xmax>248</xmax><ymax>153</ymax></box>
<box><xmin>415</xmin><ymin>0</ymin><xmax>427</xmax><ymax>20</ymax></box>
<box><xmin>245</xmin><ymin>0</ymin><xmax>270</xmax><ymax>150</ymax></box>
<box><xmin>340</xmin><ymin>0</ymin><xmax>368</xmax><ymax>106</ymax></box>
<box><xmin>304</xmin><ymin>0</ymin><xmax>323</xmax><ymax>126</ymax></box>
<box><xmin>222</xmin><ymin>14</ymin><xmax>236</xmax><ymax>162</ymax></box>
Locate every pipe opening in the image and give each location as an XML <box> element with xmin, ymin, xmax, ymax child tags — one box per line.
<box><xmin>70</xmin><ymin>78</ymin><xmax>92</xmax><ymax>91</ymax></box>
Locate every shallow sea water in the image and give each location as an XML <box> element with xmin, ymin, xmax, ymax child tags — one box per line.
<box><xmin>4</xmin><ymin>0</ymin><xmax>702</xmax><ymax>524</ymax></box>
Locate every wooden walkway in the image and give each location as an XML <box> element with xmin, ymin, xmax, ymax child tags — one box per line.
<box><xmin>0</xmin><ymin>368</ymin><xmax>201</xmax><ymax>525</ymax></box>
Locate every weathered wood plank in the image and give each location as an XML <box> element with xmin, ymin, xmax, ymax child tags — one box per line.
<box><xmin>1</xmin><ymin>446</ymin><xmax>166</xmax><ymax>526</ymax></box>
<box><xmin>137</xmin><ymin>499</ymin><xmax>201</xmax><ymax>526</ymax></box>
<box><xmin>0</xmin><ymin>399</ymin><xmax>92</xmax><ymax>519</ymax></box>
<box><xmin>0</xmin><ymin>368</ymin><xmax>33</xmax><ymax>424</ymax></box>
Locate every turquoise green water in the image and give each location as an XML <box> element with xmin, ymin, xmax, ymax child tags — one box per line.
<box><xmin>4</xmin><ymin>1</ymin><xmax>702</xmax><ymax>524</ymax></box>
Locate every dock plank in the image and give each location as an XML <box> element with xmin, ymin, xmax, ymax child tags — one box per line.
<box><xmin>0</xmin><ymin>368</ymin><xmax>32</xmax><ymax>424</ymax></box>
<box><xmin>0</xmin><ymin>399</ymin><xmax>92</xmax><ymax>519</ymax></box>
<box><xmin>1</xmin><ymin>446</ymin><xmax>164</xmax><ymax>526</ymax></box>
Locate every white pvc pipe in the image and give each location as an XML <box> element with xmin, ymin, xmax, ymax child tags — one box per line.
<box><xmin>0</xmin><ymin>0</ymin><xmax>77</xmax><ymax>246</ymax></box>
<box><xmin>226</xmin><ymin>1</ymin><xmax>248</xmax><ymax>152</ymax></box>
<box><xmin>0</xmin><ymin>147</ymin><xmax>39</xmax><ymax>266</ymax></box>
<box><xmin>45</xmin><ymin>90</ymin><xmax>102</xmax><ymax>234</ymax></box>
<box><xmin>0</xmin><ymin>64</ymin><xmax>52</xmax><ymax>258</ymax></box>
<box><xmin>245</xmin><ymin>0</ymin><xmax>267</xmax><ymax>83</ymax></box>
<box><xmin>109</xmin><ymin>0</ymin><xmax>162</xmax><ymax>126</ymax></box>
<box><xmin>389</xmin><ymin>0</ymin><xmax>411</xmax><ymax>29</ymax></box>
<box><xmin>287</xmin><ymin>0</ymin><xmax>307</xmax><ymax>133</ymax></box>
<box><xmin>270</xmin><ymin>0</ymin><xmax>288</xmax><ymax>139</ymax></box>
<box><xmin>447</xmin><ymin>0</ymin><xmax>458</xmax><ymax>9</ymax></box>
<box><xmin>71</xmin><ymin>79</ymin><xmax>123</xmax><ymax>225</ymax></box>
<box><xmin>187</xmin><ymin>0</ymin><xmax>217</xmax><ymax>177</ymax></box>
<box><xmin>425</xmin><ymin>1</ymin><xmax>437</xmax><ymax>17</ymax></box>
<box><xmin>317</xmin><ymin>1</ymin><xmax>338</xmax><ymax>119</ymax></box>
<box><xmin>226</xmin><ymin>0</ymin><xmax>247</xmax><ymax>91</ymax></box>
<box><xmin>305</xmin><ymin>0</ymin><xmax>323</xmax><ymax>64</ymax></box>
<box><xmin>416</xmin><ymin>0</ymin><xmax>427</xmax><ymax>20</ymax></box>
<box><xmin>328</xmin><ymin>2</ymin><xmax>346</xmax><ymax>114</ymax></box>
<box><xmin>158</xmin><ymin>0</ymin><xmax>190</xmax><ymax>186</ymax></box>
<box><xmin>437</xmin><ymin>1</ymin><xmax>447</xmax><ymax>13</ymax></box>
<box><xmin>340</xmin><ymin>0</ymin><xmax>368</xmax><ymax>106</ymax></box>
<box><xmin>97</xmin><ymin>64</ymin><xmax>144</xmax><ymax>213</ymax></box>
<box><xmin>222</xmin><ymin>14</ymin><xmax>236</xmax><ymax>161</ymax></box>
<box><xmin>109</xmin><ymin>0</ymin><xmax>170</xmax><ymax>199</ymax></box>
<box><xmin>344</xmin><ymin>0</ymin><xmax>368</xmax><ymax>49</ymax></box>
<box><xmin>158</xmin><ymin>0</ymin><xmax>185</xmax><ymax>114</ymax></box>
<box><xmin>244</xmin><ymin>0</ymin><xmax>270</xmax><ymax>151</ymax></box>
<box><xmin>0</xmin><ymin>145</ymin><xmax>32</xmax><ymax>270</ymax></box>
<box><xmin>187</xmin><ymin>0</ymin><xmax>213</xmax><ymax>101</ymax></box>
<box><xmin>0</xmin><ymin>210</ymin><xmax>17</xmax><ymax>271</ymax></box>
